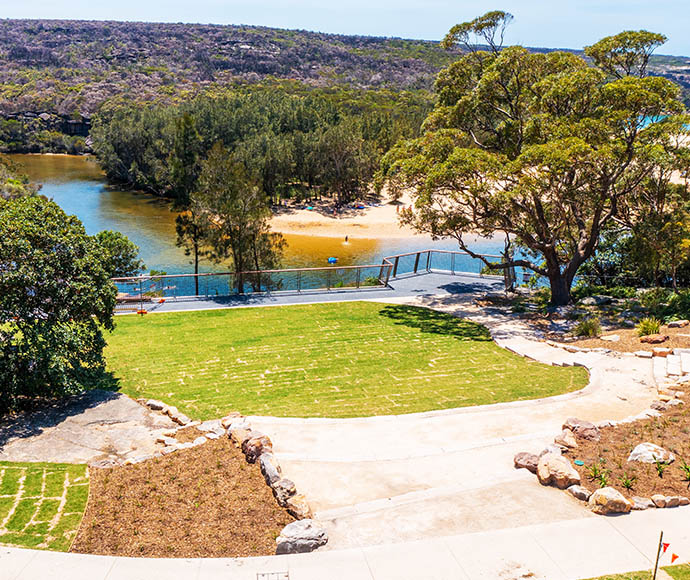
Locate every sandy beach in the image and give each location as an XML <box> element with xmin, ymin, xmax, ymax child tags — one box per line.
<box><xmin>270</xmin><ymin>192</ymin><xmax>421</xmax><ymax>240</ymax></box>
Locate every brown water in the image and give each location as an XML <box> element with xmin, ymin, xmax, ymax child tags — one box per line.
<box><xmin>11</xmin><ymin>154</ymin><xmax>489</xmax><ymax>274</ymax></box>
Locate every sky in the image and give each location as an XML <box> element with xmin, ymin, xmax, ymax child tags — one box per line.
<box><xmin>1</xmin><ymin>0</ymin><xmax>689</xmax><ymax>56</ymax></box>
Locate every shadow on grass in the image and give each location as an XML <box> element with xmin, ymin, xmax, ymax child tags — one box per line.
<box><xmin>0</xmin><ymin>371</ymin><xmax>120</xmax><ymax>449</ymax></box>
<box><xmin>379</xmin><ymin>304</ymin><xmax>491</xmax><ymax>341</ymax></box>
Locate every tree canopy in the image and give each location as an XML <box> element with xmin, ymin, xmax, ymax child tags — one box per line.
<box><xmin>0</xmin><ymin>197</ymin><xmax>117</xmax><ymax>411</ymax></box>
<box><xmin>380</xmin><ymin>13</ymin><xmax>689</xmax><ymax>305</ymax></box>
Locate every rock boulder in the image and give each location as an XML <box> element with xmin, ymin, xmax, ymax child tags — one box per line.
<box><xmin>275</xmin><ymin>519</ymin><xmax>328</xmax><ymax>554</ymax></box>
<box><xmin>513</xmin><ymin>452</ymin><xmax>539</xmax><ymax>473</ymax></box>
<box><xmin>627</xmin><ymin>443</ymin><xmax>675</xmax><ymax>464</ymax></box>
<box><xmin>272</xmin><ymin>478</ymin><xmax>297</xmax><ymax>507</ymax></box>
<box><xmin>537</xmin><ymin>454</ymin><xmax>581</xmax><ymax>489</ymax></box>
<box><xmin>242</xmin><ymin>433</ymin><xmax>273</xmax><ymax>463</ymax></box>
<box><xmin>589</xmin><ymin>487</ymin><xmax>633</xmax><ymax>515</ymax></box>
<box><xmin>562</xmin><ymin>418</ymin><xmax>600</xmax><ymax>442</ymax></box>
<box><xmin>259</xmin><ymin>453</ymin><xmax>282</xmax><ymax>485</ymax></box>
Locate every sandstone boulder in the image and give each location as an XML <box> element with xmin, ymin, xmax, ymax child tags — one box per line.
<box><xmin>652</xmin><ymin>494</ymin><xmax>667</xmax><ymax>508</ymax></box>
<box><xmin>666</xmin><ymin>496</ymin><xmax>681</xmax><ymax>508</ymax></box>
<box><xmin>275</xmin><ymin>519</ymin><xmax>328</xmax><ymax>554</ymax></box>
<box><xmin>555</xmin><ymin>429</ymin><xmax>578</xmax><ymax>449</ymax></box>
<box><xmin>220</xmin><ymin>412</ymin><xmax>243</xmax><ymax>429</ymax></box>
<box><xmin>513</xmin><ymin>452</ymin><xmax>539</xmax><ymax>473</ymax></box>
<box><xmin>229</xmin><ymin>427</ymin><xmax>252</xmax><ymax>448</ymax></box>
<box><xmin>539</xmin><ymin>444</ymin><xmax>563</xmax><ymax>457</ymax></box>
<box><xmin>537</xmin><ymin>454</ymin><xmax>581</xmax><ymax>489</ymax></box>
<box><xmin>627</xmin><ymin>443</ymin><xmax>675</xmax><ymax>464</ymax></box>
<box><xmin>286</xmin><ymin>493</ymin><xmax>312</xmax><ymax>519</ymax></box>
<box><xmin>259</xmin><ymin>453</ymin><xmax>282</xmax><ymax>485</ymax></box>
<box><xmin>631</xmin><ymin>496</ymin><xmax>655</xmax><ymax>510</ymax></box>
<box><xmin>640</xmin><ymin>335</ymin><xmax>669</xmax><ymax>345</ymax></box>
<box><xmin>146</xmin><ymin>399</ymin><xmax>166</xmax><ymax>411</ymax></box>
<box><xmin>242</xmin><ymin>433</ymin><xmax>273</xmax><ymax>463</ymax></box>
<box><xmin>272</xmin><ymin>478</ymin><xmax>297</xmax><ymax>507</ymax></box>
<box><xmin>562</xmin><ymin>418</ymin><xmax>600</xmax><ymax>442</ymax></box>
<box><xmin>668</xmin><ymin>320</ymin><xmax>689</xmax><ymax>328</ymax></box>
<box><xmin>589</xmin><ymin>487</ymin><xmax>633</xmax><ymax>515</ymax></box>
<box><xmin>567</xmin><ymin>485</ymin><xmax>591</xmax><ymax>501</ymax></box>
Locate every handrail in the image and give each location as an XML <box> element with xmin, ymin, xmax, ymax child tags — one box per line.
<box><xmin>111</xmin><ymin>262</ymin><xmax>386</xmax><ymax>282</ymax></box>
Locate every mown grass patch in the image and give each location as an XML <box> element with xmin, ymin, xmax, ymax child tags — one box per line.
<box><xmin>0</xmin><ymin>462</ymin><xmax>89</xmax><ymax>551</ymax></box>
<box><xmin>585</xmin><ymin>564</ymin><xmax>690</xmax><ymax>579</ymax></box>
<box><xmin>106</xmin><ymin>302</ymin><xmax>587</xmax><ymax>419</ymax></box>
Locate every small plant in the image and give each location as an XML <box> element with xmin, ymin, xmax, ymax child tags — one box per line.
<box><xmin>597</xmin><ymin>470</ymin><xmax>611</xmax><ymax>488</ymax></box>
<box><xmin>636</xmin><ymin>316</ymin><xmax>661</xmax><ymax>337</ymax></box>
<box><xmin>574</xmin><ymin>317</ymin><xmax>601</xmax><ymax>338</ymax></box>
<box><xmin>655</xmin><ymin>459</ymin><xmax>667</xmax><ymax>479</ymax></box>
<box><xmin>619</xmin><ymin>472</ymin><xmax>637</xmax><ymax>491</ymax></box>
<box><xmin>680</xmin><ymin>460</ymin><xmax>690</xmax><ymax>485</ymax></box>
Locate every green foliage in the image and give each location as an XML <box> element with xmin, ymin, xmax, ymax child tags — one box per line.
<box><xmin>572</xmin><ymin>283</ymin><xmax>637</xmax><ymax>300</ymax></box>
<box><xmin>94</xmin><ymin>230</ymin><xmax>145</xmax><ymax>278</ymax></box>
<box><xmin>574</xmin><ymin>317</ymin><xmax>601</xmax><ymax>338</ymax></box>
<box><xmin>192</xmin><ymin>143</ymin><xmax>285</xmax><ymax>292</ymax></box>
<box><xmin>655</xmin><ymin>459</ymin><xmax>667</xmax><ymax>478</ymax></box>
<box><xmin>91</xmin><ymin>89</ymin><xmax>420</xmax><ymax>204</ymax></box>
<box><xmin>0</xmin><ymin>156</ymin><xmax>39</xmax><ymax>199</ymax></box>
<box><xmin>585</xmin><ymin>30</ymin><xmax>668</xmax><ymax>78</ymax></box>
<box><xmin>636</xmin><ymin>317</ymin><xmax>661</xmax><ymax>337</ymax></box>
<box><xmin>379</xmin><ymin>13</ymin><xmax>687</xmax><ymax>306</ymax></box>
<box><xmin>680</xmin><ymin>459</ymin><xmax>690</xmax><ymax>484</ymax></box>
<box><xmin>0</xmin><ymin>197</ymin><xmax>116</xmax><ymax>412</ymax></box>
<box><xmin>618</xmin><ymin>472</ymin><xmax>637</xmax><ymax>491</ymax></box>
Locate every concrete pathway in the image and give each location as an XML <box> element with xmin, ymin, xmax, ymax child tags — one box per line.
<box><xmin>2</xmin><ymin>506</ymin><xmax>687</xmax><ymax>580</ymax></box>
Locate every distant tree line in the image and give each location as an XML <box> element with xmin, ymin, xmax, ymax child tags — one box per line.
<box><xmin>90</xmin><ymin>87</ymin><xmax>430</xmax><ymax>206</ymax></box>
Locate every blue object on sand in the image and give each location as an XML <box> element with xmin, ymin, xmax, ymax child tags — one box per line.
<box><xmin>574</xmin><ymin>460</ymin><xmax>585</xmax><ymax>466</ymax></box>
<box><xmin>327</xmin><ymin>257</ymin><xmax>338</xmax><ymax>264</ymax></box>
<box><xmin>306</xmin><ymin>206</ymin><xmax>314</xmax><ymax>210</ymax></box>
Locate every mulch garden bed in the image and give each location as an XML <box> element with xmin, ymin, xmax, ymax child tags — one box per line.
<box><xmin>568</xmin><ymin>404</ymin><xmax>690</xmax><ymax>500</ymax></box>
<box><xmin>573</xmin><ymin>325</ymin><xmax>690</xmax><ymax>353</ymax></box>
<box><xmin>71</xmin><ymin>428</ymin><xmax>293</xmax><ymax>558</ymax></box>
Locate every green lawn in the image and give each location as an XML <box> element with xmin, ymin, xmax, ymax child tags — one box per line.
<box><xmin>106</xmin><ymin>302</ymin><xmax>588</xmax><ymax>419</ymax></box>
<box><xmin>0</xmin><ymin>461</ymin><xmax>89</xmax><ymax>551</ymax></box>
<box><xmin>585</xmin><ymin>564</ymin><xmax>690</xmax><ymax>579</ymax></box>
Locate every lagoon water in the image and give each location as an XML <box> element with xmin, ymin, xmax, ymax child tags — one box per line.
<box><xmin>11</xmin><ymin>154</ymin><xmax>501</xmax><ymax>279</ymax></box>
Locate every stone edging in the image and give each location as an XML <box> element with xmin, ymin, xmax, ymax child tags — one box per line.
<box><xmin>91</xmin><ymin>400</ymin><xmax>328</xmax><ymax>555</ymax></box>
<box><xmin>514</xmin><ymin>399</ymin><xmax>688</xmax><ymax>516</ymax></box>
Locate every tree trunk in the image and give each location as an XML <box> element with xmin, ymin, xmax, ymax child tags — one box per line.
<box><xmin>549</xmin><ymin>273</ymin><xmax>572</xmax><ymax>306</ymax></box>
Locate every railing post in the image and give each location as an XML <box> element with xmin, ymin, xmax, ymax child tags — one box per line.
<box><xmin>393</xmin><ymin>256</ymin><xmax>399</xmax><ymax>278</ymax></box>
<box><xmin>413</xmin><ymin>252</ymin><xmax>420</xmax><ymax>274</ymax></box>
<box><xmin>451</xmin><ymin>253</ymin><xmax>455</xmax><ymax>275</ymax></box>
<box><xmin>327</xmin><ymin>269</ymin><xmax>331</xmax><ymax>290</ymax></box>
<box><xmin>426</xmin><ymin>251</ymin><xmax>431</xmax><ymax>272</ymax></box>
<box><xmin>356</xmin><ymin>268</ymin><xmax>361</xmax><ymax>289</ymax></box>
<box><xmin>385</xmin><ymin>264</ymin><xmax>392</xmax><ymax>287</ymax></box>
<box><xmin>297</xmin><ymin>271</ymin><xmax>302</xmax><ymax>293</ymax></box>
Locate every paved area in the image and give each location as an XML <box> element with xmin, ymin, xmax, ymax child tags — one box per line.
<box><xmin>2</xmin><ymin>506</ymin><xmax>687</xmax><ymax>579</ymax></box>
<box><xmin>0</xmin><ymin>390</ymin><xmax>175</xmax><ymax>464</ymax></box>
<box><xmin>117</xmin><ymin>272</ymin><xmax>504</xmax><ymax>314</ymax></box>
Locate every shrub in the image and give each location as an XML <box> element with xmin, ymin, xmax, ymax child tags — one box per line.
<box><xmin>636</xmin><ymin>317</ymin><xmax>661</xmax><ymax>337</ymax></box>
<box><xmin>574</xmin><ymin>317</ymin><xmax>601</xmax><ymax>337</ymax></box>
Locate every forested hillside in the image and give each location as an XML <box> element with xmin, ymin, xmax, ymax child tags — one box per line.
<box><xmin>0</xmin><ymin>18</ymin><xmax>688</xmax><ymax>154</ymax></box>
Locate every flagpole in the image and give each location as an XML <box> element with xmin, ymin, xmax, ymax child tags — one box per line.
<box><xmin>653</xmin><ymin>530</ymin><xmax>664</xmax><ymax>580</ymax></box>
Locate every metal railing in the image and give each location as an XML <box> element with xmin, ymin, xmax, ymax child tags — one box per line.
<box><xmin>382</xmin><ymin>249</ymin><xmax>505</xmax><ymax>281</ymax></box>
<box><xmin>112</xmin><ymin>249</ymin><xmax>508</xmax><ymax>313</ymax></box>
<box><xmin>112</xmin><ymin>262</ymin><xmax>393</xmax><ymax>312</ymax></box>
